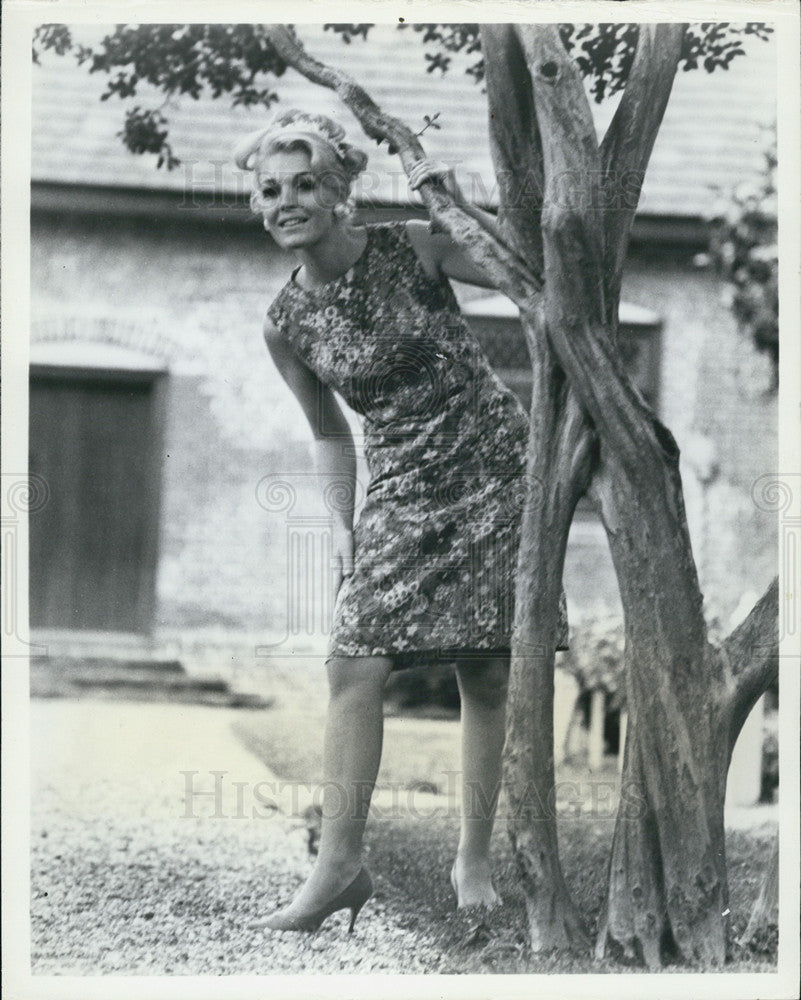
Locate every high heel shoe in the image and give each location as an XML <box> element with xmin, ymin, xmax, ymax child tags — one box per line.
<box><xmin>263</xmin><ymin>867</ymin><xmax>373</xmax><ymax>933</ymax></box>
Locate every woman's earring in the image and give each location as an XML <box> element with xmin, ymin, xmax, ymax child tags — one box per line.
<box><xmin>333</xmin><ymin>197</ymin><xmax>355</xmax><ymax>221</ymax></box>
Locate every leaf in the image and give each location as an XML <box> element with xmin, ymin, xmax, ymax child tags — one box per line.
<box><xmin>704</xmin><ymin>125</ymin><xmax>779</xmax><ymax>371</ymax></box>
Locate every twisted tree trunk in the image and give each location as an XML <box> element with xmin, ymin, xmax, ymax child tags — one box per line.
<box><xmin>502</xmin><ymin>301</ymin><xmax>595</xmax><ymax>952</ymax></box>
<box><xmin>481</xmin><ymin>24</ymin><xmax>595</xmax><ymax>952</ymax></box>
<box><xmin>517</xmin><ymin>23</ymin><xmax>779</xmax><ymax>966</ymax></box>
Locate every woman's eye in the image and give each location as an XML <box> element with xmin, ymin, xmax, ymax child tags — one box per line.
<box><xmin>261</xmin><ymin>184</ymin><xmax>279</xmax><ymax>199</ymax></box>
<box><xmin>297</xmin><ymin>177</ymin><xmax>316</xmax><ymax>192</ymax></box>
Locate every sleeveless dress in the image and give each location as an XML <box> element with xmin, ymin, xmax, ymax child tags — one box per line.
<box><xmin>267</xmin><ymin>221</ymin><xmax>568</xmax><ymax>669</ymax></box>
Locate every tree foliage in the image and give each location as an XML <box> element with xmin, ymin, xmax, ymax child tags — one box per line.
<box><xmin>32</xmin><ymin>21</ymin><xmax>773</xmax><ymax>169</ymax></box>
<box><xmin>705</xmin><ymin>129</ymin><xmax>778</xmax><ymax>377</ymax></box>
<box><xmin>396</xmin><ymin>22</ymin><xmax>773</xmax><ymax>99</ymax></box>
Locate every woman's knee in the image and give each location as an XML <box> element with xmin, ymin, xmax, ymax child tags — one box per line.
<box><xmin>325</xmin><ymin>655</ymin><xmax>393</xmax><ymax>700</ymax></box>
<box><xmin>456</xmin><ymin>656</ymin><xmax>510</xmax><ymax>709</ymax></box>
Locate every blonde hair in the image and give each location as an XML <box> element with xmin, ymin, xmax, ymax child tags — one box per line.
<box><xmin>233</xmin><ymin>109</ymin><xmax>368</xmax><ymax>218</ymax></box>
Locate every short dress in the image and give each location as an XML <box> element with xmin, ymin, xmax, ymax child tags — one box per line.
<box><xmin>267</xmin><ymin>221</ymin><xmax>568</xmax><ymax>669</ymax></box>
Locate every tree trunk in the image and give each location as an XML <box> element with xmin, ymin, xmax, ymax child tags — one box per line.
<box><xmin>481</xmin><ymin>23</ymin><xmax>595</xmax><ymax>953</ymax></box>
<box><xmin>594</xmin><ymin>494</ymin><xmax>779</xmax><ymax>966</ymax></box>
<box><xmin>504</xmin><ymin>304</ymin><xmax>594</xmax><ymax>952</ymax></box>
<box><xmin>517</xmin><ymin>24</ymin><xmax>779</xmax><ymax>967</ymax></box>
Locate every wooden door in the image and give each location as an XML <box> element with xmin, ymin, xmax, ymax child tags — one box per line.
<box><xmin>28</xmin><ymin>366</ymin><xmax>165</xmax><ymax>632</ymax></box>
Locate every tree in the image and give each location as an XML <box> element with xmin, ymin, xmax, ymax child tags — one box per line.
<box><xmin>33</xmin><ymin>20</ymin><xmax>779</xmax><ymax>968</ymax></box>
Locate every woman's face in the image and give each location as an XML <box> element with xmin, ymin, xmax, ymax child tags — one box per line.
<box><xmin>257</xmin><ymin>148</ymin><xmax>343</xmax><ymax>250</ymax></box>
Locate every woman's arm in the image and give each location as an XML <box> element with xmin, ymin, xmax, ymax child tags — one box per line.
<box><xmin>406</xmin><ymin>160</ymin><xmax>501</xmax><ymax>288</ymax></box>
<box><xmin>264</xmin><ymin>319</ymin><xmax>355</xmax><ymax>587</ymax></box>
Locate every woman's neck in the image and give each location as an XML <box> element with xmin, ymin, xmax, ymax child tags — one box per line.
<box><xmin>294</xmin><ymin>224</ymin><xmax>367</xmax><ymax>289</ymax></box>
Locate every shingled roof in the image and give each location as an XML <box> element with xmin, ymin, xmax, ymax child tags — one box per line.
<box><xmin>31</xmin><ymin>24</ymin><xmax>776</xmax><ymax>217</ymax></box>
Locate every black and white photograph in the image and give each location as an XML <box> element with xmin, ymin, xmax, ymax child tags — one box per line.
<box><xmin>2</xmin><ymin>1</ymin><xmax>799</xmax><ymax>997</ymax></box>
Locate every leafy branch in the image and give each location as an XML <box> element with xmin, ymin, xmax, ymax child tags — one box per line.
<box><xmin>32</xmin><ymin>21</ymin><xmax>774</xmax><ymax>169</ymax></box>
<box><xmin>415</xmin><ymin>112</ymin><xmax>441</xmax><ymax>138</ymax></box>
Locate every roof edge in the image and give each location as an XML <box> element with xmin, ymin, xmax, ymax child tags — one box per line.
<box><xmin>31</xmin><ymin>182</ymin><xmax>711</xmax><ymax>248</ymax></box>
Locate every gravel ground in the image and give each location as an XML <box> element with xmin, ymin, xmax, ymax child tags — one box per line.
<box><xmin>30</xmin><ymin>698</ymin><xmax>459</xmax><ymax>975</ymax></box>
<box><xmin>29</xmin><ymin>696</ymin><xmax>779</xmax><ymax>978</ymax></box>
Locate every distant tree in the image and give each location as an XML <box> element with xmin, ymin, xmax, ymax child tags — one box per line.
<box><xmin>34</xmin><ymin>21</ymin><xmax>778</xmax><ymax>968</ymax></box>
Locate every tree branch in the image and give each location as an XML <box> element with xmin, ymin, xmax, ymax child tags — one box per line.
<box><xmin>264</xmin><ymin>25</ymin><xmax>540</xmax><ymax>305</ymax></box>
<box><xmin>600</xmin><ymin>24</ymin><xmax>686</xmax><ymax>296</ymax></box>
<box><xmin>721</xmin><ymin>576</ymin><xmax>779</xmax><ymax>749</ymax></box>
<box><xmin>515</xmin><ymin>23</ymin><xmax>603</xmax><ymax>245</ymax></box>
<box><xmin>480</xmin><ymin>24</ymin><xmax>545</xmax><ymax>277</ymax></box>
<box><xmin>511</xmin><ymin>25</ymin><xmax>687</xmax><ymax>491</ymax></box>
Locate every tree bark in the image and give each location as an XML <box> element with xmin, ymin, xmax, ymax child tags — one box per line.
<box><xmin>504</xmin><ymin>301</ymin><xmax>595</xmax><ymax>953</ymax></box>
<box><xmin>480</xmin><ymin>25</ymin><xmax>545</xmax><ymax>270</ymax></box>
<box><xmin>721</xmin><ymin>576</ymin><xmax>780</xmax><ymax>749</ymax></box>
<box><xmin>599</xmin><ymin>24</ymin><xmax>687</xmax><ymax>309</ymax></box>
<box><xmin>593</xmin><ymin>500</ymin><xmax>778</xmax><ymax>966</ymax></box>
<box><xmin>481</xmin><ymin>24</ymin><xmax>598</xmax><ymax>952</ymax></box>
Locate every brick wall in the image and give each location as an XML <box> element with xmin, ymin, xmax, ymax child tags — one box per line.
<box><xmin>621</xmin><ymin>251</ymin><xmax>778</xmax><ymax>627</ymax></box>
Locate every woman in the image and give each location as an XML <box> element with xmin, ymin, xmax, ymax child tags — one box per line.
<box><xmin>234</xmin><ymin>109</ymin><xmax>568</xmax><ymax>933</ymax></box>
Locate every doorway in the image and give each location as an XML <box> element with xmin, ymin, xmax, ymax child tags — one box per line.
<box><xmin>29</xmin><ymin>363</ymin><xmax>166</xmax><ymax>633</ymax></box>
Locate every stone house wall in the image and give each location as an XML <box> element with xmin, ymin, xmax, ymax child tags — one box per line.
<box><xmin>29</xmin><ymin>212</ymin><xmax>778</xmax><ymax>652</ymax></box>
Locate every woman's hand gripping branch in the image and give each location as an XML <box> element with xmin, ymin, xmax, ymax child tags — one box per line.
<box><xmin>406</xmin><ymin>158</ymin><xmax>504</xmax><ymax>288</ymax></box>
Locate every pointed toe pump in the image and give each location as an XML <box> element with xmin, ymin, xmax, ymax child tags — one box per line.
<box><xmin>264</xmin><ymin>867</ymin><xmax>373</xmax><ymax>933</ymax></box>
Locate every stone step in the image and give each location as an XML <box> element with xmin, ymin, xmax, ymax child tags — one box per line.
<box><xmin>39</xmin><ymin>656</ymin><xmax>185</xmax><ymax>675</ymax></box>
<box><xmin>29</xmin><ymin>656</ymin><xmax>271</xmax><ymax>710</ymax></box>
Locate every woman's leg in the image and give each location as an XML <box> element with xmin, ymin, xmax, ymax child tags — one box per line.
<box><xmin>270</xmin><ymin>654</ymin><xmax>392</xmax><ymax>918</ymax></box>
<box><xmin>452</xmin><ymin>654</ymin><xmax>510</xmax><ymax>907</ymax></box>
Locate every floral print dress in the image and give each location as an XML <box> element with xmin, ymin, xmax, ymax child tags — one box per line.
<box><xmin>267</xmin><ymin>221</ymin><xmax>568</xmax><ymax>669</ymax></box>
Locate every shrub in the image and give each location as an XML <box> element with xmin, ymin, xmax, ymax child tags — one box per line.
<box><xmin>558</xmin><ymin>614</ymin><xmax>625</xmax><ymax>709</ymax></box>
<box><xmin>704</xmin><ymin>128</ymin><xmax>778</xmax><ymax>384</ymax></box>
